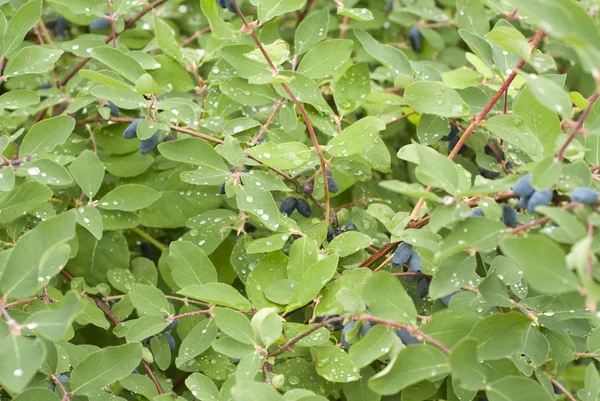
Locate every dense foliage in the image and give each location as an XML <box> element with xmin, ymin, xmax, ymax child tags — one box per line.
<box><xmin>1</xmin><ymin>0</ymin><xmax>600</xmax><ymax>400</ymax></box>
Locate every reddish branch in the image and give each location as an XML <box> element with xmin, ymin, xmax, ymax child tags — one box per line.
<box><xmin>231</xmin><ymin>0</ymin><xmax>331</xmax><ymax>224</ymax></box>
<box><xmin>557</xmin><ymin>92</ymin><xmax>600</xmax><ymax>161</ymax></box>
<box><xmin>409</xmin><ymin>29</ymin><xmax>546</xmax><ymax>220</ymax></box>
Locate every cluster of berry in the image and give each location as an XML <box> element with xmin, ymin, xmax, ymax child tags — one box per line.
<box><xmin>123</xmin><ymin>118</ymin><xmax>160</xmax><ymax>154</ymax></box>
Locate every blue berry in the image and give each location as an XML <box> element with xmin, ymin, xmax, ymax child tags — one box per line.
<box><xmin>220</xmin><ymin>183</ymin><xmax>226</xmax><ymax>195</ymax></box>
<box><xmin>571</xmin><ymin>186</ymin><xmax>598</xmax><ymax>204</ymax></box>
<box><xmin>501</xmin><ymin>205</ymin><xmax>518</xmax><ymax>228</ymax></box>
<box><xmin>327</xmin><ymin>176</ymin><xmax>339</xmax><ymax>193</ymax></box>
<box><xmin>162</xmin><ymin>319</ymin><xmax>179</xmax><ymax>332</ymax></box>
<box><xmin>327</xmin><ymin>227</ymin><xmax>341</xmax><ymax>242</ymax></box>
<box><xmin>224</xmin><ymin>0</ymin><xmax>237</xmax><ymax>13</ymax></box>
<box><xmin>55</xmin><ymin>16</ymin><xmax>68</xmax><ymax>36</ymax></box>
<box><xmin>341</xmin><ymin>321</ymin><xmax>357</xmax><ymax>349</ymax></box>
<box><xmin>385</xmin><ymin>0</ymin><xmax>393</xmax><ymax>11</ymax></box>
<box><xmin>279</xmin><ymin>197</ymin><xmax>297</xmax><ymax>216</ymax></box>
<box><xmin>296</xmin><ymin>199</ymin><xmax>312</xmax><ymax>217</ymax></box>
<box><xmin>345</xmin><ymin>221</ymin><xmax>356</xmax><ymax>231</ymax></box>
<box><xmin>48</xmin><ymin>384</ymin><xmax>56</xmax><ymax>392</ymax></box>
<box><xmin>396</xmin><ymin>329</ymin><xmax>420</xmax><ymax>345</ymax></box>
<box><xmin>90</xmin><ymin>17</ymin><xmax>111</xmax><ymax>30</ymax></box>
<box><xmin>123</xmin><ymin>118</ymin><xmax>142</xmax><ymax>139</ymax></box>
<box><xmin>217</xmin><ymin>0</ymin><xmax>227</xmax><ymax>7</ymax></box>
<box><xmin>58</xmin><ymin>374</ymin><xmax>69</xmax><ymax>382</ymax></box>
<box><xmin>408</xmin><ymin>27</ymin><xmax>423</xmax><ymax>52</ymax></box>
<box><xmin>326</xmin><ymin>168</ymin><xmax>332</xmax><ymax>177</ymax></box>
<box><xmin>392</xmin><ymin>243</ymin><xmax>413</xmax><ymax>269</ymax></box>
<box><xmin>527</xmin><ymin>190</ymin><xmax>553</xmax><ymax>212</ymax></box>
<box><xmin>403</xmin><ymin>251</ymin><xmax>422</xmax><ymax>282</ymax></box>
<box><xmin>513</xmin><ymin>173</ymin><xmax>534</xmax><ymax>197</ymax></box>
<box><xmin>140</xmin><ymin>132</ymin><xmax>159</xmax><ymax>154</ymax></box>
<box><xmin>416</xmin><ymin>277</ymin><xmax>429</xmax><ymax>298</ymax></box>
<box><xmin>471</xmin><ymin>207</ymin><xmax>484</xmax><ymax>217</ymax></box>
<box><xmin>360</xmin><ymin>322</ymin><xmax>373</xmax><ymax>337</ymax></box>
<box><xmin>516</xmin><ymin>194</ymin><xmax>530</xmax><ymax>209</ymax></box>
<box><xmin>163</xmin><ymin>332</ymin><xmax>176</xmax><ymax>351</ymax></box>
<box><xmin>479</xmin><ymin>168</ymin><xmax>500</xmax><ymax>179</ymax></box>
<box><xmin>107</xmin><ymin>101</ymin><xmax>119</xmax><ymax>117</ymax></box>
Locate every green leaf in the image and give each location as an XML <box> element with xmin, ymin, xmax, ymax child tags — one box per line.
<box><xmin>0</xmin><ymin>89</ymin><xmax>39</xmax><ymax>109</ymax></box>
<box><xmin>200</xmin><ymin>0</ymin><xmax>236</xmax><ymax>40</ymax></box>
<box><xmin>168</xmin><ymin>241</ymin><xmax>218</xmax><ymax>288</ymax></box>
<box><xmin>246</xmin><ymin>142</ymin><xmax>312</xmax><ymax>169</ymax></box>
<box><xmin>91</xmin><ymin>85</ymin><xmax>147</xmax><ymax>109</ymax></box>
<box><xmin>450</xmin><ymin>338</ymin><xmax>487</xmax><ymax>390</ymax></box>
<box><xmin>273</xmin><ymin>72</ymin><xmax>332</xmax><ymax>113</ymax></box>
<box><xmin>579</xmin><ymin>363</ymin><xmax>600</xmax><ymax>401</ymax></box>
<box><xmin>154</xmin><ymin>14</ymin><xmax>185</xmax><ymax>64</ymax></box>
<box><xmin>20</xmin><ymin>116</ymin><xmax>75</xmax><ymax>156</ymax></box>
<box><xmin>398</xmin><ymin>143</ymin><xmax>460</xmax><ymax>194</ymax></box>
<box><xmin>316</xmin><ymin>268</ymin><xmax>371</xmax><ymax>316</ymax></box>
<box><xmin>129</xmin><ymin>283</ymin><xmax>171</xmax><ymax>316</ymax></box>
<box><xmin>159</xmin><ymin>137</ymin><xmax>228</xmax><ymax>171</ymax></box>
<box><xmin>179</xmin><ymin>282</ymin><xmax>253</xmax><ymax>312</ymax></box>
<box><xmin>120</xmin><ymin>315</ymin><xmax>169</xmax><ymax>343</ymax></box>
<box><xmin>175</xmin><ymin>318</ymin><xmax>217</xmax><ymax>368</ymax></box>
<box><xmin>468</xmin><ymin>312</ymin><xmax>531</xmax><ymax>360</ymax></box>
<box><xmin>25</xmin><ymin>291</ymin><xmax>85</xmax><ymax>341</ymax></box>
<box><xmin>285</xmin><ymin>254</ymin><xmax>339</xmax><ymax>312</ymax></box>
<box><xmin>500</xmin><ymin>235</ymin><xmax>580</xmax><ymax>294</ymax></box>
<box><xmin>311</xmin><ymin>346</ymin><xmax>359</xmax><ymax>383</ymax></box>
<box><xmin>22</xmin><ymin>159</ymin><xmax>72</xmax><ymax>186</ymax></box>
<box><xmin>486</xmin><ymin>25</ymin><xmax>531</xmax><ymax>60</ymax></box>
<box><xmin>231</xmin><ymin>381</ymin><xmax>285</xmax><ymax>401</ymax></box>
<box><xmin>4</xmin><ymin>47</ymin><xmax>63</xmax><ymax>77</ymax></box>
<box><xmin>186</xmin><ymin>373</ymin><xmax>219</xmax><ymax>401</ymax></box>
<box><xmin>369</xmin><ymin>344</ymin><xmax>451</xmax><ymax>395</ymax></box>
<box><xmin>90</xmin><ymin>47</ymin><xmax>146</xmax><ymax>83</ymax></box>
<box><xmin>530</xmin><ymin>157</ymin><xmax>562</xmax><ymax>190</ymax></box>
<box><xmin>404</xmin><ymin>81</ymin><xmax>470</xmax><ymax>118</ymax></box>
<box><xmin>0</xmin><ymin>181</ymin><xmax>52</xmax><ymax>224</ymax></box>
<box><xmin>251</xmin><ymin>307</ymin><xmax>282</xmax><ymax>348</ymax></box>
<box><xmin>521</xmin><ymin>326</ymin><xmax>550</xmax><ymax>367</ymax></box>
<box><xmin>454</xmin><ymin>0</ymin><xmax>489</xmax><ymax>37</ymax></box>
<box><xmin>295</xmin><ymin>8</ymin><xmax>329</xmax><ymax>55</ymax></box>
<box><xmin>349</xmin><ymin>324</ymin><xmax>395</xmax><ymax>368</ymax></box>
<box><xmin>0</xmin><ymin>335</ymin><xmax>46</xmax><ymax>393</ymax></box>
<box><xmin>297</xmin><ymin>39</ymin><xmax>353</xmax><ymax>79</ymax></box>
<box><xmin>212</xmin><ymin>307</ymin><xmax>255</xmax><ymax>345</ymax></box>
<box><xmin>543</xmin><ymin>328</ymin><xmax>575</xmax><ymax>364</ymax></box>
<box><xmin>236</xmin><ymin>186</ymin><xmax>280</xmax><ymax>231</ymax></box>
<box><xmin>353</xmin><ymin>29</ymin><xmax>413</xmax><ymax>78</ymax></box>
<box><xmin>430</xmin><ymin>254</ymin><xmax>479</xmax><ymax>299</ymax></box>
<box><xmin>71</xmin><ymin>343</ymin><xmax>142</xmax><ymax>396</ymax></box>
<box><xmin>334</xmin><ymin>62</ymin><xmax>371</xmax><ymax>116</ymax></box>
<box><xmin>258</xmin><ymin>0</ymin><xmax>305</xmax><ymax>21</ymax></box>
<box><xmin>12</xmin><ymin>389</ymin><xmax>60</xmax><ymax>401</ymax></box>
<box><xmin>421</xmin><ymin>309</ymin><xmax>481</xmax><ymax>349</ymax></box>
<box><xmin>0</xmin><ymin>212</ymin><xmax>75</xmax><ymax>299</ymax></box>
<box><xmin>525</xmin><ymin>74</ymin><xmax>572</xmax><ymax>117</ymax></box>
<box><xmin>363</xmin><ymin>271</ymin><xmax>417</xmax><ymax>324</ymax></box>
<box><xmin>120</xmin><ymin>374</ymin><xmax>158</xmax><ymax>399</ymax></box>
<box><xmin>327</xmin><ymin>231</ymin><xmax>372</xmax><ymax>257</ymax></box>
<box><xmin>98</xmin><ymin>184</ymin><xmax>162</xmax><ymax>211</ymax></box>
<box><xmin>327</xmin><ymin>116</ymin><xmax>385</xmax><ymax>157</ymax></box>
<box><xmin>486</xmin><ymin>376</ymin><xmax>553</xmax><ymax>401</ymax></box>
<box><xmin>70</xmin><ymin>150</ymin><xmax>105</xmax><ymax>199</ymax></box>
<box><xmin>2</xmin><ymin>0</ymin><xmax>42</xmax><ymax>57</ymax></box>
<box><xmin>221</xmin><ymin>78</ymin><xmax>279</xmax><ymax>107</ymax></box>
<box><xmin>438</xmin><ymin>218</ymin><xmax>506</xmax><ymax>259</ymax></box>
<box><xmin>246</xmin><ymin>251</ymin><xmax>288</xmax><ymax>310</ymax></box>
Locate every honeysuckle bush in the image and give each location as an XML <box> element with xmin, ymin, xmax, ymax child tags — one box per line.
<box><xmin>4</xmin><ymin>0</ymin><xmax>600</xmax><ymax>400</ymax></box>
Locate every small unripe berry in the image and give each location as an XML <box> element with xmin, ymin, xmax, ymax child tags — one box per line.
<box><xmin>304</xmin><ymin>180</ymin><xmax>314</xmax><ymax>195</ymax></box>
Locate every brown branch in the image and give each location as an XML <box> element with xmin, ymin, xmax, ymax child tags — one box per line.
<box><xmin>38</xmin><ymin>20</ymin><xmax>54</xmax><ymax>45</ymax></box>
<box><xmin>231</xmin><ymin>0</ymin><xmax>331</xmax><ymax>224</ymax></box>
<box><xmin>248</xmin><ymin>98</ymin><xmax>285</xmax><ymax>147</ymax></box>
<box><xmin>409</xmin><ymin>29</ymin><xmax>546</xmax><ymax>220</ymax></box>
<box><xmin>557</xmin><ymin>92</ymin><xmax>600</xmax><ymax>161</ymax></box>
<box><xmin>547</xmin><ymin>374</ymin><xmax>577</xmax><ymax>401</ymax></box>
<box><xmin>269</xmin><ymin>316</ymin><xmax>346</xmax><ymax>358</ymax></box>
<box><xmin>105</xmin><ymin>0</ymin><xmax>117</xmax><ymax>48</ymax></box>
<box><xmin>51</xmin><ymin>374</ymin><xmax>70</xmax><ymax>401</ymax></box>
<box><xmin>168</xmin><ymin>308</ymin><xmax>212</xmax><ymax>322</ymax></box>
<box><xmin>511</xmin><ymin>202</ymin><xmax>577</xmax><ymax>233</ymax></box>
<box><xmin>180</xmin><ymin>26</ymin><xmax>211</xmax><ymax>47</ymax></box>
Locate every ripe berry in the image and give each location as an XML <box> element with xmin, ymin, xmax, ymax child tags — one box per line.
<box><xmin>58</xmin><ymin>374</ymin><xmax>69</xmax><ymax>382</ymax></box>
<box><xmin>403</xmin><ymin>251</ymin><xmax>422</xmax><ymax>282</ymax></box>
<box><xmin>360</xmin><ymin>322</ymin><xmax>373</xmax><ymax>337</ymax></box>
<box><xmin>55</xmin><ymin>16</ymin><xmax>68</xmax><ymax>36</ymax></box>
<box><xmin>501</xmin><ymin>205</ymin><xmax>518</xmax><ymax>228</ymax></box>
<box><xmin>327</xmin><ymin>176</ymin><xmax>339</xmax><ymax>193</ymax></box>
<box><xmin>392</xmin><ymin>243</ymin><xmax>412</xmax><ymax>269</ymax></box>
<box><xmin>165</xmin><ymin>135</ymin><xmax>176</xmax><ymax>142</ymax></box>
<box><xmin>90</xmin><ymin>17</ymin><xmax>111</xmax><ymax>30</ymax></box>
<box><xmin>296</xmin><ymin>198</ymin><xmax>312</xmax><ymax>217</ymax></box>
<box><xmin>140</xmin><ymin>132</ymin><xmax>159</xmax><ymax>154</ymax></box>
<box><xmin>304</xmin><ymin>180</ymin><xmax>314</xmax><ymax>195</ymax></box>
<box><xmin>345</xmin><ymin>221</ymin><xmax>356</xmax><ymax>231</ymax></box>
<box><xmin>416</xmin><ymin>277</ymin><xmax>429</xmax><ymax>298</ymax></box>
<box><xmin>396</xmin><ymin>329</ymin><xmax>420</xmax><ymax>345</ymax></box>
<box><xmin>341</xmin><ymin>321</ymin><xmax>357</xmax><ymax>349</ymax></box>
<box><xmin>107</xmin><ymin>101</ymin><xmax>119</xmax><ymax>117</ymax></box>
<box><xmin>140</xmin><ymin>242</ymin><xmax>153</xmax><ymax>259</ymax></box>
<box><xmin>513</xmin><ymin>173</ymin><xmax>534</xmax><ymax>197</ymax></box>
<box><xmin>408</xmin><ymin>27</ymin><xmax>423</xmax><ymax>52</ymax></box>
<box><xmin>163</xmin><ymin>332</ymin><xmax>176</xmax><ymax>351</ymax></box>
<box><xmin>162</xmin><ymin>319</ymin><xmax>179</xmax><ymax>333</ymax></box>
<box><xmin>441</xmin><ymin>292</ymin><xmax>455</xmax><ymax>306</ymax></box>
<box><xmin>279</xmin><ymin>197</ymin><xmax>297</xmax><ymax>217</ymax></box>
<box><xmin>441</xmin><ymin>125</ymin><xmax>458</xmax><ymax>141</ymax></box>
<box><xmin>471</xmin><ymin>207</ymin><xmax>484</xmax><ymax>217</ymax></box>
<box><xmin>326</xmin><ymin>168</ymin><xmax>332</xmax><ymax>177</ymax></box>
<box><xmin>479</xmin><ymin>167</ymin><xmax>499</xmax><ymax>179</ymax></box>
<box><xmin>123</xmin><ymin>118</ymin><xmax>142</xmax><ymax>139</ymax></box>
<box><xmin>217</xmin><ymin>0</ymin><xmax>227</xmax><ymax>7</ymax></box>
<box><xmin>220</xmin><ymin>183</ymin><xmax>226</xmax><ymax>195</ymax></box>
<box><xmin>223</xmin><ymin>0</ymin><xmax>237</xmax><ymax>13</ymax></box>
<box><xmin>327</xmin><ymin>227</ymin><xmax>341</xmax><ymax>242</ymax></box>
<box><xmin>516</xmin><ymin>194</ymin><xmax>530</xmax><ymax>210</ymax></box>
<box><xmin>571</xmin><ymin>186</ymin><xmax>598</xmax><ymax>204</ymax></box>
<box><xmin>527</xmin><ymin>189</ymin><xmax>553</xmax><ymax>212</ymax></box>
<box><xmin>385</xmin><ymin>0</ymin><xmax>393</xmax><ymax>11</ymax></box>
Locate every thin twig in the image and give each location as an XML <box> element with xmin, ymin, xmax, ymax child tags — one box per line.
<box><xmin>105</xmin><ymin>0</ymin><xmax>117</xmax><ymax>48</ymax></box>
<box><xmin>180</xmin><ymin>26</ymin><xmax>211</xmax><ymax>47</ymax></box>
<box><xmin>511</xmin><ymin>202</ymin><xmax>577</xmax><ymax>233</ymax></box>
<box><xmin>51</xmin><ymin>374</ymin><xmax>70</xmax><ymax>401</ymax></box>
<box><xmin>547</xmin><ymin>374</ymin><xmax>577</xmax><ymax>401</ymax></box>
<box><xmin>248</xmin><ymin>98</ymin><xmax>285</xmax><ymax>147</ymax></box>
<box><xmin>130</xmin><ymin>227</ymin><xmax>167</xmax><ymax>251</ymax></box>
<box><xmin>557</xmin><ymin>92</ymin><xmax>600</xmax><ymax>161</ymax></box>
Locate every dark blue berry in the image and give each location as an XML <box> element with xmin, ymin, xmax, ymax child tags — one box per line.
<box><xmin>355</xmin><ymin>111</ymin><xmax>364</xmax><ymax>120</ymax></box>
<box><xmin>571</xmin><ymin>187</ymin><xmax>598</xmax><ymax>204</ymax></box>
<box><xmin>279</xmin><ymin>197</ymin><xmax>297</xmax><ymax>216</ymax></box>
<box><xmin>385</xmin><ymin>0</ymin><xmax>393</xmax><ymax>11</ymax></box>
<box><xmin>396</xmin><ymin>329</ymin><xmax>420</xmax><ymax>345</ymax></box>
<box><xmin>58</xmin><ymin>374</ymin><xmax>69</xmax><ymax>382</ymax></box>
<box><xmin>220</xmin><ymin>183</ymin><xmax>226</xmax><ymax>195</ymax></box>
<box><xmin>140</xmin><ymin>242</ymin><xmax>152</xmax><ymax>259</ymax></box>
<box><xmin>441</xmin><ymin>293</ymin><xmax>454</xmax><ymax>306</ymax></box>
<box><xmin>392</xmin><ymin>243</ymin><xmax>412</xmax><ymax>269</ymax></box>
<box><xmin>341</xmin><ymin>321</ymin><xmax>357</xmax><ymax>349</ymax></box>
<box><xmin>404</xmin><ymin>251</ymin><xmax>422</xmax><ymax>282</ymax></box>
<box><xmin>441</xmin><ymin>125</ymin><xmax>458</xmax><ymax>141</ymax></box>
<box><xmin>516</xmin><ymin>194</ymin><xmax>530</xmax><ymax>209</ymax></box>
<box><xmin>132</xmin><ymin>369</ymin><xmax>140</xmax><ymax>374</ymax></box>
<box><xmin>55</xmin><ymin>16</ymin><xmax>68</xmax><ymax>36</ymax></box>
<box><xmin>501</xmin><ymin>205</ymin><xmax>518</xmax><ymax>228</ymax></box>
<box><xmin>416</xmin><ymin>277</ymin><xmax>429</xmax><ymax>298</ymax></box>
<box><xmin>479</xmin><ymin>167</ymin><xmax>500</xmax><ymax>179</ymax></box>
<box><xmin>327</xmin><ymin>227</ymin><xmax>341</xmax><ymax>242</ymax></box>
<box><xmin>527</xmin><ymin>190</ymin><xmax>553</xmax><ymax>212</ymax></box>
<box><xmin>513</xmin><ymin>173</ymin><xmax>534</xmax><ymax>197</ymax></box>
<box><xmin>471</xmin><ymin>207</ymin><xmax>484</xmax><ymax>217</ymax></box>
<box><xmin>165</xmin><ymin>135</ymin><xmax>176</xmax><ymax>142</ymax></box>
<box><xmin>360</xmin><ymin>322</ymin><xmax>372</xmax><ymax>337</ymax></box>
<box><xmin>408</xmin><ymin>27</ymin><xmax>423</xmax><ymax>52</ymax></box>
<box><xmin>327</xmin><ymin>177</ymin><xmax>339</xmax><ymax>193</ymax></box>
<box><xmin>49</xmin><ymin>383</ymin><xmax>56</xmax><ymax>392</ymax></box>
<box><xmin>326</xmin><ymin>168</ymin><xmax>332</xmax><ymax>177</ymax></box>
<box><xmin>448</xmin><ymin>135</ymin><xmax>468</xmax><ymax>155</ymax></box>
<box><xmin>296</xmin><ymin>198</ymin><xmax>312</xmax><ymax>217</ymax></box>
<box><xmin>217</xmin><ymin>0</ymin><xmax>227</xmax><ymax>7</ymax></box>
<box><xmin>123</xmin><ymin>118</ymin><xmax>142</xmax><ymax>139</ymax></box>
<box><xmin>140</xmin><ymin>132</ymin><xmax>159</xmax><ymax>154</ymax></box>
<box><xmin>107</xmin><ymin>101</ymin><xmax>119</xmax><ymax>117</ymax></box>
<box><xmin>345</xmin><ymin>221</ymin><xmax>356</xmax><ymax>231</ymax></box>
<box><xmin>90</xmin><ymin>17</ymin><xmax>111</xmax><ymax>30</ymax></box>
<box><xmin>163</xmin><ymin>332</ymin><xmax>176</xmax><ymax>351</ymax></box>
<box><xmin>162</xmin><ymin>319</ymin><xmax>179</xmax><ymax>332</ymax></box>
<box><xmin>224</xmin><ymin>0</ymin><xmax>237</xmax><ymax>13</ymax></box>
